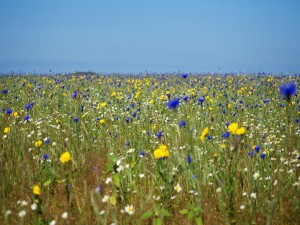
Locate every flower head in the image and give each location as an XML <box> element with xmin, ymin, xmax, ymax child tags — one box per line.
<box><xmin>154</xmin><ymin>144</ymin><xmax>170</xmax><ymax>159</ymax></box>
<box><xmin>228</xmin><ymin>122</ymin><xmax>245</xmax><ymax>135</ymax></box>
<box><xmin>60</xmin><ymin>151</ymin><xmax>71</xmax><ymax>163</ymax></box>
<box><xmin>33</xmin><ymin>185</ymin><xmax>41</xmax><ymax>195</ymax></box>
<box><xmin>174</xmin><ymin>183</ymin><xmax>182</xmax><ymax>193</ymax></box>
<box><xmin>4</xmin><ymin>127</ymin><xmax>10</xmax><ymax>134</ymax></box>
<box><xmin>34</xmin><ymin>140</ymin><xmax>43</xmax><ymax>148</ymax></box>
<box><xmin>167</xmin><ymin>98</ymin><xmax>180</xmax><ymax>109</ymax></box>
<box><xmin>124</xmin><ymin>204</ymin><xmax>134</xmax><ymax>215</ymax></box>
<box><xmin>199</xmin><ymin>127</ymin><xmax>209</xmax><ymax>141</ymax></box>
<box><xmin>280</xmin><ymin>82</ymin><xmax>297</xmax><ymax>101</ymax></box>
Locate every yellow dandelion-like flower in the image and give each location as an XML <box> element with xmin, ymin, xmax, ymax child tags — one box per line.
<box><xmin>200</xmin><ymin>127</ymin><xmax>209</xmax><ymax>141</ymax></box>
<box><xmin>60</xmin><ymin>151</ymin><xmax>71</xmax><ymax>163</ymax></box>
<box><xmin>100</xmin><ymin>119</ymin><xmax>105</xmax><ymax>124</ymax></box>
<box><xmin>236</xmin><ymin>127</ymin><xmax>246</xmax><ymax>135</ymax></box>
<box><xmin>228</xmin><ymin>123</ymin><xmax>238</xmax><ymax>134</ymax></box>
<box><xmin>100</xmin><ymin>102</ymin><xmax>107</xmax><ymax>107</ymax></box>
<box><xmin>34</xmin><ymin>140</ymin><xmax>43</xmax><ymax>148</ymax></box>
<box><xmin>13</xmin><ymin>112</ymin><xmax>19</xmax><ymax>117</ymax></box>
<box><xmin>33</xmin><ymin>185</ymin><xmax>41</xmax><ymax>195</ymax></box>
<box><xmin>4</xmin><ymin>127</ymin><xmax>10</xmax><ymax>134</ymax></box>
<box><xmin>154</xmin><ymin>144</ymin><xmax>170</xmax><ymax>159</ymax></box>
<box><xmin>228</xmin><ymin>123</ymin><xmax>245</xmax><ymax>135</ymax></box>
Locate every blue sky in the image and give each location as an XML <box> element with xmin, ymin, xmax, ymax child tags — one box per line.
<box><xmin>1</xmin><ymin>0</ymin><xmax>300</xmax><ymax>74</ymax></box>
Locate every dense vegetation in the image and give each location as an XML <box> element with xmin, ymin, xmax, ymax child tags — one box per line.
<box><xmin>0</xmin><ymin>73</ymin><xmax>299</xmax><ymax>225</ymax></box>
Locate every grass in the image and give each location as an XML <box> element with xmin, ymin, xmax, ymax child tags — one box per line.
<box><xmin>0</xmin><ymin>73</ymin><xmax>299</xmax><ymax>225</ymax></box>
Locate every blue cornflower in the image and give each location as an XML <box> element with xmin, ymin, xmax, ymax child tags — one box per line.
<box><xmin>260</xmin><ymin>153</ymin><xmax>266</xmax><ymax>159</ymax></box>
<box><xmin>187</xmin><ymin>154</ymin><xmax>192</xmax><ymax>164</ymax></box>
<box><xmin>178</xmin><ymin>120</ymin><xmax>186</xmax><ymax>128</ymax></box>
<box><xmin>280</xmin><ymin>82</ymin><xmax>297</xmax><ymax>101</ymax></box>
<box><xmin>140</xmin><ymin>150</ymin><xmax>145</xmax><ymax>157</ymax></box>
<box><xmin>126</xmin><ymin>117</ymin><xmax>131</xmax><ymax>123</ymax></box>
<box><xmin>182</xmin><ymin>73</ymin><xmax>188</xmax><ymax>79</ymax></box>
<box><xmin>43</xmin><ymin>154</ymin><xmax>49</xmax><ymax>160</ymax></box>
<box><xmin>6</xmin><ymin>109</ymin><xmax>12</xmax><ymax>115</ymax></box>
<box><xmin>73</xmin><ymin>118</ymin><xmax>79</xmax><ymax>123</ymax></box>
<box><xmin>248</xmin><ymin>151</ymin><xmax>254</xmax><ymax>157</ymax></box>
<box><xmin>125</xmin><ymin>141</ymin><xmax>130</xmax><ymax>146</ymax></box>
<box><xmin>25</xmin><ymin>102</ymin><xmax>34</xmax><ymax>110</ymax></box>
<box><xmin>24</xmin><ymin>115</ymin><xmax>30</xmax><ymax>122</ymax></box>
<box><xmin>255</xmin><ymin>145</ymin><xmax>261</xmax><ymax>153</ymax></box>
<box><xmin>167</xmin><ymin>98</ymin><xmax>180</xmax><ymax>109</ymax></box>
<box><xmin>72</xmin><ymin>91</ymin><xmax>78</xmax><ymax>99</ymax></box>
<box><xmin>222</xmin><ymin>132</ymin><xmax>230</xmax><ymax>139</ymax></box>
<box><xmin>183</xmin><ymin>96</ymin><xmax>189</xmax><ymax>101</ymax></box>
<box><xmin>208</xmin><ymin>135</ymin><xmax>212</xmax><ymax>140</ymax></box>
<box><xmin>296</xmin><ymin>118</ymin><xmax>299</xmax><ymax>123</ymax></box>
<box><xmin>44</xmin><ymin>138</ymin><xmax>50</xmax><ymax>144</ymax></box>
<box><xmin>132</xmin><ymin>112</ymin><xmax>137</xmax><ymax>117</ymax></box>
<box><xmin>155</xmin><ymin>131</ymin><xmax>163</xmax><ymax>139</ymax></box>
<box><xmin>1</xmin><ymin>90</ymin><xmax>8</xmax><ymax>94</ymax></box>
<box><xmin>198</xmin><ymin>96</ymin><xmax>205</xmax><ymax>105</ymax></box>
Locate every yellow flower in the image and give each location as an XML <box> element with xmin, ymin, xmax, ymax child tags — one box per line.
<box><xmin>60</xmin><ymin>151</ymin><xmax>71</xmax><ymax>163</ymax></box>
<box><xmin>236</xmin><ymin>127</ymin><xmax>246</xmax><ymax>135</ymax></box>
<box><xmin>13</xmin><ymin>112</ymin><xmax>19</xmax><ymax>117</ymax></box>
<box><xmin>228</xmin><ymin>123</ymin><xmax>238</xmax><ymax>134</ymax></box>
<box><xmin>56</xmin><ymin>119</ymin><xmax>60</xmax><ymax>124</ymax></box>
<box><xmin>4</xmin><ymin>127</ymin><xmax>10</xmax><ymax>134</ymax></box>
<box><xmin>200</xmin><ymin>127</ymin><xmax>209</xmax><ymax>141</ymax></box>
<box><xmin>228</xmin><ymin>123</ymin><xmax>245</xmax><ymax>135</ymax></box>
<box><xmin>33</xmin><ymin>185</ymin><xmax>41</xmax><ymax>195</ymax></box>
<box><xmin>34</xmin><ymin>140</ymin><xmax>43</xmax><ymax>147</ymax></box>
<box><xmin>100</xmin><ymin>119</ymin><xmax>105</xmax><ymax>124</ymax></box>
<box><xmin>154</xmin><ymin>144</ymin><xmax>170</xmax><ymax>159</ymax></box>
<box><xmin>100</xmin><ymin>102</ymin><xmax>107</xmax><ymax>107</ymax></box>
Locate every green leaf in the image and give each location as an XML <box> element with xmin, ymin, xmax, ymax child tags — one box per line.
<box><xmin>154</xmin><ymin>218</ymin><xmax>163</xmax><ymax>225</ymax></box>
<box><xmin>43</xmin><ymin>179</ymin><xmax>52</xmax><ymax>187</ymax></box>
<box><xmin>160</xmin><ymin>208</ymin><xmax>170</xmax><ymax>217</ymax></box>
<box><xmin>109</xmin><ymin>196</ymin><xmax>116</xmax><ymax>205</ymax></box>
<box><xmin>113</xmin><ymin>173</ymin><xmax>120</xmax><ymax>188</ymax></box>
<box><xmin>195</xmin><ymin>217</ymin><xmax>203</xmax><ymax>225</ymax></box>
<box><xmin>187</xmin><ymin>211</ymin><xmax>195</xmax><ymax>220</ymax></box>
<box><xmin>179</xmin><ymin>209</ymin><xmax>189</xmax><ymax>215</ymax></box>
<box><xmin>141</xmin><ymin>210</ymin><xmax>153</xmax><ymax>220</ymax></box>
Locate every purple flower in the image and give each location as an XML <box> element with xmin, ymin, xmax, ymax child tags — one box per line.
<box><xmin>140</xmin><ymin>150</ymin><xmax>145</xmax><ymax>157</ymax></box>
<box><xmin>182</xmin><ymin>73</ymin><xmax>188</xmax><ymax>79</ymax></box>
<box><xmin>1</xmin><ymin>90</ymin><xmax>8</xmax><ymax>94</ymax></box>
<box><xmin>167</xmin><ymin>98</ymin><xmax>180</xmax><ymax>109</ymax></box>
<box><xmin>178</xmin><ymin>120</ymin><xmax>186</xmax><ymax>128</ymax></box>
<box><xmin>25</xmin><ymin>102</ymin><xmax>34</xmax><ymax>110</ymax></box>
<box><xmin>155</xmin><ymin>131</ymin><xmax>163</xmax><ymax>139</ymax></box>
<box><xmin>125</xmin><ymin>141</ymin><xmax>130</xmax><ymax>147</ymax></box>
<box><xmin>44</xmin><ymin>138</ymin><xmax>50</xmax><ymax>144</ymax></box>
<box><xmin>72</xmin><ymin>91</ymin><xmax>78</xmax><ymax>99</ymax></box>
<box><xmin>183</xmin><ymin>96</ymin><xmax>189</xmax><ymax>101</ymax></box>
<box><xmin>24</xmin><ymin>115</ymin><xmax>30</xmax><ymax>122</ymax></box>
<box><xmin>222</xmin><ymin>132</ymin><xmax>230</xmax><ymax>139</ymax></box>
<box><xmin>43</xmin><ymin>154</ymin><xmax>49</xmax><ymax>160</ymax></box>
<box><xmin>6</xmin><ymin>109</ymin><xmax>12</xmax><ymax>115</ymax></box>
<box><xmin>260</xmin><ymin>153</ymin><xmax>266</xmax><ymax>159</ymax></box>
<box><xmin>254</xmin><ymin>145</ymin><xmax>261</xmax><ymax>153</ymax></box>
<box><xmin>248</xmin><ymin>151</ymin><xmax>254</xmax><ymax>157</ymax></box>
<box><xmin>280</xmin><ymin>82</ymin><xmax>297</xmax><ymax>101</ymax></box>
<box><xmin>187</xmin><ymin>154</ymin><xmax>192</xmax><ymax>164</ymax></box>
<box><xmin>198</xmin><ymin>96</ymin><xmax>205</xmax><ymax>105</ymax></box>
<box><xmin>73</xmin><ymin>118</ymin><xmax>79</xmax><ymax>123</ymax></box>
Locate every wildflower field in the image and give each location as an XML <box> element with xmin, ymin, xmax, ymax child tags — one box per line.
<box><xmin>0</xmin><ymin>73</ymin><xmax>299</xmax><ymax>225</ymax></box>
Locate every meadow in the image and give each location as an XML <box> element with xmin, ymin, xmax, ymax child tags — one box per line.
<box><xmin>0</xmin><ymin>73</ymin><xmax>299</xmax><ymax>225</ymax></box>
